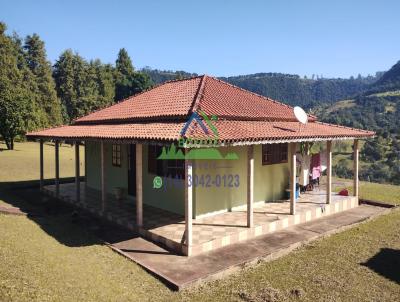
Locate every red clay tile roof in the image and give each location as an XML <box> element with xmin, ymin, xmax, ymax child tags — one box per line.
<box><xmin>184</xmin><ymin>120</ymin><xmax>375</xmax><ymax>143</ymax></box>
<box><xmin>195</xmin><ymin>76</ymin><xmax>306</xmax><ymax>121</ymax></box>
<box><xmin>27</xmin><ymin>123</ymin><xmax>184</xmax><ymax>141</ymax></box>
<box><xmin>27</xmin><ymin>75</ymin><xmax>374</xmax><ymax>143</ymax></box>
<box><xmin>75</xmin><ymin>76</ymin><xmax>203</xmax><ymax>123</ymax></box>
<box><xmin>27</xmin><ymin>120</ymin><xmax>374</xmax><ymax>143</ymax></box>
<box><xmin>74</xmin><ymin>75</ymin><xmax>315</xmax><ymax>124</ymax></box>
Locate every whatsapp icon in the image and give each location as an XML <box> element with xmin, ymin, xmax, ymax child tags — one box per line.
<box><xmin>153</xmin><ymin>176</ymin><xmax>163</xmax><ymax>189</ymax></box>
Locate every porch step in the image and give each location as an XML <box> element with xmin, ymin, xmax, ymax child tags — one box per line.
<box><xmin>143</xmin><ymin>196</ymin><xmax>359</xmax><ymax>256</ymax></box>
<box><xmin>109</xmin><ymin>204</ymin><xmax>387</xmax><ymax>290</ymax></box>
<box><xmin>42</xmin><ymin>184</ymin><xmax>359</xmax><ymax>257</ymax></box>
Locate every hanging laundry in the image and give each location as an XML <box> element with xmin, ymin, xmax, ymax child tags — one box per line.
<box><xmin>311</xmin><ymin>153</ymin><xmax>321</xmax><ymax>180</ymax></box>
<box><xmin>297</xmin><ymin>153</ymin><xmax>311</xmax><ymax>186</ymax></box>
<box><xmin>320</xmin><ymin>149</ymin><xmax>327</xmax><ymax>172</ymax></box>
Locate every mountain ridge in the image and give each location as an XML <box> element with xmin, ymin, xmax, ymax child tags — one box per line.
<box><xmin>142</xmin><ymin>68</ymin><xmax>382</xmax><ymax>109</ymax></box>
<box><xmin>316</xmin><ymin>60</ymin><xmax>400</xmax><ymax>185</ymax></box>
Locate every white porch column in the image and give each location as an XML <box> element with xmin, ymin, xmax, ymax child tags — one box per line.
<box><xmin>247</xmin><ymin>145</ymin><xmax>254</xmax><ymax>228</ymax></box>
<box><xmin>353</xmin><ymin>139</ymin><xmax>359</xmax><ymax>197</ymax></box>
<box><xmin>75</xmin><ymin>142</ymin><xmax>80</xmax><ymax>202</ymax></box>
<box><xmin>290</xmin><ymin>142</ymin><xmax>297</xmax><ymax>215</ymax></box>
<box><xmin>40</xmin><ymin>139</ymin><xmax>44</xmax><ymax>191</ymax></box>
<box><xmin>326</xmin><ymin>140</ymin><xmax>332</xmax><ymax>204</ymax></box>
<box><xmin>101</xmin><ymin>141</ymin><xmax>106</xmax><ymax>212</ymax></box>
<box><xmin>184</xmin><ymin>158</ymin><xmax>193</xmax><ymax>253</ymax></box>
<box><xmin>55</xmin><ymin>140</ymin><xmax>60</xmax><ymax>197</ymax></box>
<box><xmin>136</xmin><ymin>144</ymin><xmax>143</xmax><ymax>227</ymax></box>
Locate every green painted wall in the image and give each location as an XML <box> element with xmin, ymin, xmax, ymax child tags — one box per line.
<box><xmin>253</xmin><ymin>144</ymin><xmax>289</xmax><ymax>202</ymax></box>
<box><xmin>85</xmin><ymin>141</ymin><xmax>101</xmax><ymax>190</ymax></box>
<box><xmin>142</xmin><ymin>145</ymin><xmax>185</xmax><ymax>215</ymax></box>
<box><xmin>193</xmin><ymin>145</ymin><xmax>289</xmax><ymax>216</ymax></box>
<box><xmin>85</xmin><ymin>141</ymin><xmax>128</xmax><ymax>194</ymax></box>
<box><xmin>85</xmin><ymin>142</ymin><xmax>289</xmax><ymax>217</ymax></box>
<box><xmin>192</xmin><ymin>146</ymin><xmax>247</xmax><ymax>216</ymax></box>
<box><xmin>85</xmin><ymin>142</ymin><xmax>185</xmax><ymax>215</ymax></box>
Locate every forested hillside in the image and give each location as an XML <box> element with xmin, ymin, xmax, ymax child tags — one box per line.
<box><xmin>317</xmin><ymin>61</ymin><xmax>400</xmax><ymax>185</ymax></box>
<box><xmin>143</xmin><ymin>69</ymin><xmax>380</xmax><ymax>109</ymax></box>
<box><xmin>221</xmin><ymin>73</ymin><xmax>379</xmax><ymax>108</ymax></box>
<box><xmin>368</xmin><ymin>61</ymin><xmax>400</xmax><ymax>93</ymax></box>
<box><xmin>140</xmin><ymin>68</ymin><xmax>198</xmax><ymax>85</ymax></box>
<box><xmin>0</xmin><ymin>22</ymin><xmax>152</xmax><ymax>149</ymax></box>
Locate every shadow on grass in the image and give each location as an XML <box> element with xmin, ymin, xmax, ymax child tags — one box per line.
<box><xmin>0</xmin><ymin>181</ymin><xmax>138</xmax><ymax>248</ymax></box>
<box><xmin>362</xmin><ymin>248</ymin><xmax>400</xmax><ymax>284</ymax></box>
<box><xmin>0</xmin><ymin>177</ymin><xmax>82</xmax><ymax>190</ymax></box>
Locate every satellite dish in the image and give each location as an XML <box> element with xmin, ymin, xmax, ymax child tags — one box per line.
<box><xmin>294</xmin><ymin>106</ymin><xmax>308</xmax><ymax>125</ymax></box>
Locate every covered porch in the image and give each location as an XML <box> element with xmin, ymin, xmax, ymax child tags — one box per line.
<box><xmin>43</xmin><ymin>178</ymin><xmax>358</xmax><ymax>256</ymax></box>
<box><xmin>37</xmin><ymin>138</ymin><xmax>361</xmax><ymax>256</ymax></box>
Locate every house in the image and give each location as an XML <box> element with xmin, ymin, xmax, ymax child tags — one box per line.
<box><xmin>27</xmin><ymin>75</ymin><xmax>374</xmax><ymax>256</ymax></box>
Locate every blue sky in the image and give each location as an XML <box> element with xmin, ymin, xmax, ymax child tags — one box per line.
<box><xmin>2</xmin><ymin>0</ymin><xmax>399</xmax><ymax>78</ymax></box>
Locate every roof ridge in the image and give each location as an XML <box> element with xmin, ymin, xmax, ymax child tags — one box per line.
<box><xmin>205</xmin><ymin>76</ymin><xmax>317</xmax><ymax>121</ymax></box>
<box><xmin>162</xmin><ymin>74</ymin><xmax>204</xmax><ymax>85</ymax></box>
<box><xmin>189</xmin><ymin>75</ymin><xmax>208</xmax><ymax>114</ymax></box>
<box><xmin>74</xmin><ymin>74</ymin><xmax>204</xmax><ymax>125</ymax></box>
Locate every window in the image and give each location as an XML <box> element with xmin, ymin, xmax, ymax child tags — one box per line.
<box><xmin>166</xmin><ymin>159</ymin><xmax>185</xmax><ymax>178</ymax></box>
<box><xmin>148</xmin><ymin>145</ymin><xmax>185</xmax><ymax>178</ymax></box>
<box><xmin>112</xmin><ymin>144</ymin><xmax>121</xmax><ymax>167</ymax></box>
<box><xmin>262</xmin><ymin>143</ymin><xmax>288</xmax><ymax>165</ymax></box>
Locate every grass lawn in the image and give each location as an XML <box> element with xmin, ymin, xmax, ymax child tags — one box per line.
<box><xmin>0</xmin><ymin>141</ymin><xmax>84</xmax><ymax>183</ymax></box>
<box><xmin>359</xmin><ymin>182</ymin><xmax>400</xmax><ymax>206</ymax></box>
<box><xmin>0</xmin><ymin>188</ymin><xmax>400</xmax><ymax>301</ymax></box>
<box><xmin>0</xmin><ymin>192</ymin><xmax>398</xmax><ymax>302</ymax></box>
<box><xmin>0</xmin><ymin>143</ymin><xmax>399</xmax><ymax>301</ymax></box>
<box><xmin>331</xmin><ymin>177</ymin><xmax>400</xmax><ymax>206</ymax></box>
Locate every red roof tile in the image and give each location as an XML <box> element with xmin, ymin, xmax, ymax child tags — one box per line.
<box><xmin>27</xmin><ymin>120</ymin><xmax>374</xmax><ymax>143</ymax></box>
<box><xmin>27</xmin><ymin>123</ymin><xmax>184</xmax><ymax>141</ymax></box>
<box><xmin>184</xmin><ymin>120</ymin><xmax>375</xmax><ymax>143</ymax></box>
<box><xmin>74</xmin><ymin>75</ymin><xmax>315</xmax><ymax>124</ymax></box>
<box><xmin>75</xmin><ymin>76</ymin><xmax>203</xmax><ymax>123</ymax></box>
<box><xmin>196</xmin><ymin>76</ymin><xmax>304</xmax><ymax>121</ymax></box>
<box><xmin>27</xmin><ymin>75</ymin><xmax>374</xmax><ymax>143</ymax></box>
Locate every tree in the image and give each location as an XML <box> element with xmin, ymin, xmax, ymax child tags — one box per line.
<box><xmin>115</xmin><ymin>48</ymin><xmax>134</xmax><ymax>75</ymax></box>
<box><xmin>54</xmin><ymin>51</ymin><xmax>116</xmax><ymax>121</ymax></box>
<box><xmin>0</xmin><ymin>22</ymin><xmax>30</xmax><ymax>149</ymax></box>
<box><xmin>24</xmin><ymin>34</ymin><xmax>63</xmax><ymax>126</ymax></box>
<box><xmin>361</xmin><ymin>139</ymin><xmax>384</xmax><ymax>162</ymax></box>
<box><xmin>91</xmin><ymin>59</ymin><xmax>115</xmax><ymax>109</ymax></box>
<box><xmin>114</xmin><ymin>48</ymin><xmax>153</xmax><ymax>101</ymax></box>
<box><xmin>53</xmin><ymin>50</ymin><xmax>80</xmax><ymax>121</ymax></box>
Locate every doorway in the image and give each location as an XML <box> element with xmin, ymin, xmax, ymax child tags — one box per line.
<box><xmin>128</xmin><ymin>144</ymin><xmax>136</xmax><ymax>196</ymax></box>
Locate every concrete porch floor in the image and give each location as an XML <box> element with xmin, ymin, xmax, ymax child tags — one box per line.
<box><xmin>110</xmin><ymin>204</ymin><xmax>387</xmax><ymax>290</ymax></box>
<box><xmin>43</xmin><ymin>182</ymin><xmax>358</xmax><ymax>256</ymax></box>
